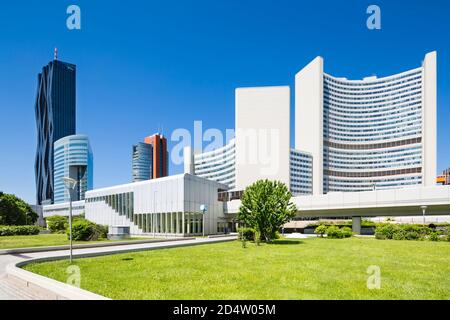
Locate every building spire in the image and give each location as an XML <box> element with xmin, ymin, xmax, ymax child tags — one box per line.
<box><xmin>54</xmin><ymin>48</ymin><xmax>58</xmax><ymax>60</ymax></box>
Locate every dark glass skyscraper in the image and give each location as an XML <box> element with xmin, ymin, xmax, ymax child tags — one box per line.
<box><xmin>35</xmin><ymin>59</ymin><xmax>76</xmax><ymax>205</ymax></box>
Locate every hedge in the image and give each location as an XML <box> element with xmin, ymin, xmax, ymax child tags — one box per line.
<box><xmin>0</xmin><ymin>225</ymin><xmax>41</xmax><ymax>236</ymax></box>
<box><xmin>375</xmin><ymin>223</ymin><xmax>449</xmax><ymax>241</ymax></box>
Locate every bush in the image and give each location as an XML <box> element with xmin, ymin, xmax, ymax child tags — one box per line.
<box><xmin>0</xmin><ymin>225</ymin><xmax>41</xmax><ymax>236</ymax></box>
<box><xmin>429</xmin><ymin>232</ymin><xmax>440</xmax><ymax>242</ymax></box>
<box><xmin>326</xmin><ymin>226</ymin><xmax>343</xmax><ymax>239</ymax></box>
<box><xmin>237</xmin><ymin>227</ymin><xmax>255</xmax><ymax>241</ymax></box>
<box><xmin>405</xmin><ymin>231</ymin><xmax>420</xmax><ymax>241</ymax></box>
<box><xmin>375</xmin><ymin>232</ymin><xmax>386</xmax><ymax>240</ymax></box>
<box><xmin>375</xmin><ymin>223</ymin><xmax>437</xmax><ymax>241</ymax></box>
<box><xmin>46</xmin><ymin>215</ymin><xmax>68</xmax><ymax>233</ymax></box>
<box><xmin>68</xmin><ymin>219</ymin><xmax>108</xmax><ymax>241</ymax></box>
<box><xmin>314</xmin><ymin>224</ymin><xmax>327</xmax><ymax>237</ymax></box>
<box><xmin>392</xmin><ymin>228</ymin><xmax>406</xmax><ymax>240</ymax></box>
<box><xmin>375</xmin><ymin>224</ymin><xmax>398</xmax><ymax>239</ymax></box>
<box><xmin>341</xmin><ymin>227</ymin><xmax>353</xmax><ymax>238</ymax></box>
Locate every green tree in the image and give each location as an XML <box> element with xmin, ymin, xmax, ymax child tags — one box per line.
<box><xmin>0</xmin><ymin>191</ymin><xmax>38</xmax><ymax>225</ymax></box>
<box><xmin>314</xmin><ymin>224</ymin><xmax>327</xmax><ymax>237</ymax></box>
<box><xmin>238</xmin><ymin>180</ymin><xmax>296</xmax><ymax>241</ymax></box>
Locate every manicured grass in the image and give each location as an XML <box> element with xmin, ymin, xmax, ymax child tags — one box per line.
<box><xmin>23</xmin><ymin>237</ymin><xmax>450</xmax><ymax>300</ymax></box>
<box><xmin>0</xmin><ymin>234</ymin><xmax>154</xmax><ymax>249</ymax></box>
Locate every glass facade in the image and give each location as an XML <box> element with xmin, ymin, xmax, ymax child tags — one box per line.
<box><xmin>86</xmin><ymin>192</ymin><xmax>206</xmax><ymax>235</ymax></box>
<box><xmin>132</xmin><ymin>142</ymin><xmax>153</xmax><ymax>182</ymax></box>
<box><xmin>323</xmin><ymin>69</ymin><xmax>423</xmax><ymax>192</ymax></box>
<box><xmin>290</xmin><ymin>149</ymin><xmax>313</xmax><ymax>195</ymax></box>
<box><xmin>35</xmin><ymin>59</ymin><xmax>76</xmax><ymax>204</ymax></box>
<box><xmin>53</xmin><ymin>135</ymin><xmax>93</xmax><ymax>203</ymax></box>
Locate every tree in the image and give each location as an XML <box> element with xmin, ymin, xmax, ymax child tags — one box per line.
<box><xmin>0</xmin><ymin>191</ymin><xmax>38</xmax><ymax>225</ymax></box>
<box><xmin>314</xmin><ymin>224</ymin><xmax>327</xmax><ymax>237</ymax></box>
<box><xmin>238</xmin><ymin>180</ymin><xmax>297</xmax><ymax>241</ymax></box>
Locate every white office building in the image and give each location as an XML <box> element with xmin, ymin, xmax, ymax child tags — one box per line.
<box><xmin>296</xmin><ymin>52</ymin><xmax>437</xmax><ymax>194</ymax></box>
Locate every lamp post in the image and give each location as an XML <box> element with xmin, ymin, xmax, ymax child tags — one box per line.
<box><xmin>63</xmin><ymin>177</ymin><xmax>78</xmax><ymax>264</ymax></box>
<box><xmin>420</xmin><ymin>205</ymin><xmax>427</xmax><ymax>226</ymax></box>
<box><xmin>200</xmin><ymin>204</ymin><xmax>207</xmax><ymax>237</ymax></box>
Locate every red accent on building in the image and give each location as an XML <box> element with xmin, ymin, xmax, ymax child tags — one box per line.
<box><xmin>144</xmin><ymin>134</ymin><xmax>168</xmax><ymax>179</ymax></box>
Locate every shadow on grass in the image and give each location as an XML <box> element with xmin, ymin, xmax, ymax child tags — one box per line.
<box><xmin>268</xmin><ymin>240</ymin><xmax>304</xmax><ymax>245</ymax></box>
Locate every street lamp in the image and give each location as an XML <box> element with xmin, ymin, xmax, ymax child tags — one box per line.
<box><xmin>63</xmin><ymin>177</ymin><xmax>78</xmax><ymax>264</ymax></box>
<box><xmin>420</xmin><ymin>205</ymin><xmax>427</xmax><ymax>226</ymax></box>
<box><xmin>200</xmin><ymin>204</ymin><xmax>208</xmax><ymax>237</ymax></box>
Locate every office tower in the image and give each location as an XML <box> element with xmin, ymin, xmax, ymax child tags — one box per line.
<box><xmin>144</xmin><ymin>134</ymin><xmax>169</xmax><ymax>179</ymax></box>
<box><xmin>35</xmin><ymin>55</ymin><xmax>76</xmax><ymax>204</ymax></box>
<box><xmin>132</xmin><ymin>142</ymin><xmax>153</xmax><ymax>182</ymax></box>
<box><xmin>295</xmin><ymin>52</ymin><xmax>437</xmax><ymax>194</ymax></box>
<box><xmin>235</xmin><ymin>86</ymin><xmax>291</xmax><ymax>190</ymax></box>
<box><xmin>53</xmin><ymin>135</ymin><xmax>93</xmax><ymax>203</ymax></box>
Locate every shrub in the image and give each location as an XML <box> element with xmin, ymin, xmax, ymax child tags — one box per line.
<box><xmin>68</xmin><ymin>219</ymin><xmax>108</xmax><ymax>241</ymax></box>
<box><xmin>46</xmin><ymin>215</ymin><xmax>68</xmax><ymax>233</ymax></box>
<box><xmin>375</xmin><ymin>224</ymin><xmax>398</xmax><ymax>239</ymax></box>
<box><xmin>341</xmin><ymin>227</ymin><xmax>353</xmax><ymax>238</ymax></box>
<box><xmin>326</xmin><ymin>226</ymin><xmax>343</xmax><ymax>239</ymax></box>
<box><xmin>237</xmin><ymin>227</ymin><xmax>255</xmax><ymax>241</ymax></box>
<box><xmin>405</xmin><ymin>231</ymin><xmax>420</xmax><ymax>241</ymax></box>
<box><xmin>392</xmin><ymin>229</ymin><xmax>406</xmax><ymax>240</ymax></box>
<box><xmin>375</xmin><ymin>232</ymin><xmax>386</xmax><ymax>240</ymax></box>
<box><xmin>0</xmin><ymin>225</ymin><xmax>41</xmax><ymax>236</ymax></box>
<box><xmin>314</xmin><ymin>224</ymin><xmax>328</xmax><ymax>237</ymax></box>
<box><xmin>429</xmin><ymin>232</ymin><xmax>440</xmax><ymax>242</ymax></box>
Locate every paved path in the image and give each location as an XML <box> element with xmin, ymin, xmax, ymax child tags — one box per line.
<box><xmin>0</xmin><ymin>236</ymin><xmax>237</xmax><ymax>300</ymax></box>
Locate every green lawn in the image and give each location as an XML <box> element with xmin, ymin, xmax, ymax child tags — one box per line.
<box><xmin>0</xmin><ymin>234</ymin><xmax>154</xmax><ymax>250</ymax></box>
<box><xmin>23</xmin><ymin>237</ymin><xmax>450</xmax><ymax>300</ymax></box>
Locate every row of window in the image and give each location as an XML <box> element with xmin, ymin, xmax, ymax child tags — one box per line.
<box><xmin>324</xmin><ymin>78</ymin><xmax>421</xmax><ymax>97</ymax></box>
<box><xmin>323</xmin><ymin>70</ymin><xmax>422</xmax><ymax>89</ymax></box>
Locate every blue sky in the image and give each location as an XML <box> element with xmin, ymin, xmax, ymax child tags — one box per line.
<box><xmin>0</xmin><ymin>0</ymin><xmax>449</xmax><ymax>203</ymax></box>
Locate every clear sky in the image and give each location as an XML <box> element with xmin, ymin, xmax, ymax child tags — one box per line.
<box><xmin>0</xmin><ymin>0</ymin><xmax>449</xmax><ymax>204</ymax></box>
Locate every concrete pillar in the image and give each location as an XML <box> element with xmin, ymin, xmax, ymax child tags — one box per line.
<box><xmin>352</xmin><ymin>216</ymin><xmax>362</xmax><ymax>234</ymax></box>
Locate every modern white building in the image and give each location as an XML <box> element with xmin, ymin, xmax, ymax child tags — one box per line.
<box><xmin>43</xmin><ymin>200</ymin><xmax>85</xmax><ymax>218</ymax></box>
<box><xmin>189</xmin><ymin>139</ymin><xmax>236</xmax><ymax>189</ymax></box>
<box><xmin>235</xmin><ymin>86</ymin><xmax>291</xmax><ymax>190</ymax></box>
<box><xmin>296</xmin><ymin>52</ymin><xmax>437</xmax><ymax>194</ymax></box>
<box><xmin>83</xmin><ymin>174</ymin><xmax>229</xmax><ymax>236</ymax></box>
<box><xmin>184</xmin><ymin>86</ymin><xmax>313</xmax><ymax>196</ymax></box>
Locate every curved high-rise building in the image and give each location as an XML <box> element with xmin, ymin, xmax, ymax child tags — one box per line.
<box><xmin>191</xmin><ymin>139</ymin><xmax>236</xmax><ymax>189</ymax></box>
<box><xmin>35</xmin><ymin>58</ymin><xmax>76</xmax><ymax>204</ymax></box>
<box><xmin>132</xmin><ymin>142</ymin><xmax>153</xmax><ymax>182</ymax></box>
<box><xmin>53</xmin><ymin>135</ymin><xmax>93</xmax><ymax>203</ymax></box>
<box><xmin>296</xmin><ymin>52</ymin><xmax>437</xmax><ymax>194</ymax></box>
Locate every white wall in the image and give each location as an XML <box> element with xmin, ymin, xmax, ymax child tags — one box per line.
<box><xmin>295</xmin><ymin>57</ymin><xmax>324</xmax><ymax>195</ymax></box>
<box><xmin>235</xmin><ymin>86</ymin><xmax>290</xmax><ymax>190</ymax></box>
<box><xmin>422</xmin><ymin>51</ymin><xmax>437</xmax><ymax>186</ymax></box>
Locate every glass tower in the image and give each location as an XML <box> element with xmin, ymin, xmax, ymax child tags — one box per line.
<box><xmin>132</xmin><ymin>142</ymin><xmax>153</xmax><ymax>182</ymax></box>
<box><xmin>35</xmin><ymin>59</ymin><xmax>76</xmax><ymax>204</ymax></box>
<box><xmin>53</xmin><ymin>135</ymin><xmax>93</xmax><ymax>203</ymax></box>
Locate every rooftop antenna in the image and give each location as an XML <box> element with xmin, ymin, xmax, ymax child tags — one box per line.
<box><xmin>54</xmin><ymin>48</ymin><xmax>58</xmax><ymax>60</ymax></box>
